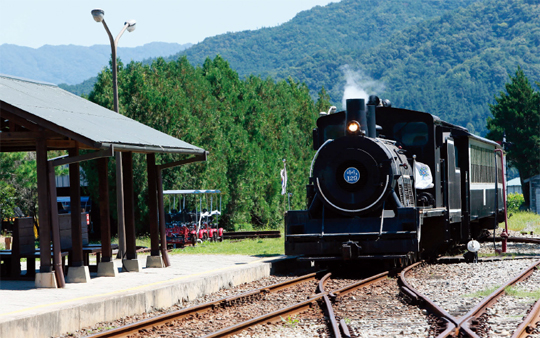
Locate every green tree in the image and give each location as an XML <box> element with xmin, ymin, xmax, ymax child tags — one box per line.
<box><xmin>0</xmin><ymin>152</ymin><xmax>68</xmax><ymax>234</ymax></box>
<box><xmin>86</xmin><ymin>55</ymin><xmax>320</xmax><ymax>232</ymax></box>
<box><xmin>487</xmin><ymin>67</ymin><xmax>540</xmax><ymax>207</ymax></box>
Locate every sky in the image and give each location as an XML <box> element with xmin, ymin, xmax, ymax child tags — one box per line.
<box><xmin>0</xmin><ymin>0</ymin><xmax>338</xmax><ymax>49</ymax></box>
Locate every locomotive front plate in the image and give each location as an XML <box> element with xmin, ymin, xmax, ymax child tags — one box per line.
<box><xmin>344</xmin><ymin>167</ymin><xmax>360</xmax><ymax>184</ymax></box>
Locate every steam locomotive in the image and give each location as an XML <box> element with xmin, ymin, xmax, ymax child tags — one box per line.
<box><xmin>284</xmin><ymin>96</ymin><xmax>504</xmax><ymax>264</ymax></box>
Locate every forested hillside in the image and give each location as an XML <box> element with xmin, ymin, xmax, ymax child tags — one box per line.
<box><xmin>167</xmin><ymin>0</ymin><xmax>539</xmax><ymax>135</ymax></box>
<box><xmin>85</xmin><ymin>57</ymin><xmax>329</xmax><ymax>231</ymax></box>
<box><xmin>283</xmin><ymin>0</ymin><xmax>540</xmax><ymax>134</ymax></box>
<box><xmin>0</xmin><ymin>42</ymin><xmax>191</xmax><ymax>85</ymax></box>
<box><xmin>171</xmin><ymin>0</ymin><xmax>479</xmax><ymax>78</ymax></box>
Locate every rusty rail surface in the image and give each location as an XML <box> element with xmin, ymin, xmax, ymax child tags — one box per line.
<box><xmin>317</xmin><ymin>273</ymin><xmax>342</xmax><ymax>338</ymax></box>
<box><xmin>457</xmin><ymin>258</ymin><xmax>540</xmax><ymax>337</ymax></box>
<box><xmin>84</xmin><ymin>271</ymin><xmax>320</xmax><ymax>338</ymax></box>
<box><xmin>399</xmin><ymin>261</ymin><xmax>459</xmax><ymax>336</ymax></box>
<box><xmin>400</xmin><ymin>256</ymin><xmax>540</xmax><ymax>338</ymax></box>
<box><xmin>223</xmin><ymin>231</ymin><xmax>281</xmax><ymax>240</ymax></box>
<box><xmin>511</xmin><ymin>296</ymin><xmax>540</xmax><ymax>338</ymax></box>
<box><xmin>330</xmin><ymin>270</ymin><xmax>390</xmax><ymax>338</ymax></box>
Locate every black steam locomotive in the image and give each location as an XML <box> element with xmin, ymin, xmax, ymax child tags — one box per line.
<box><xmin>285</xmin><ymin>96</ymin><xmax>504</xmax><ymax>264</ymax></box>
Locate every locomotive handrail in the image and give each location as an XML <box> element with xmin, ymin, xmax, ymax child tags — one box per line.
<box><xmin>310</xmin><ymin>138</ymin><xmax>333</xmax><ymax>177</ymax></box>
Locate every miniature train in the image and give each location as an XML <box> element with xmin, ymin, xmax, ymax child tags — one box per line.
<box><xmin>164</xmin><ymin>190</ymin><xmax>223</xmax><ymax>247</ymax></box>
<box><xmin>284</xmin><ymin>96</ymin><xmax>504</xmax><ymax>264</ymax></box>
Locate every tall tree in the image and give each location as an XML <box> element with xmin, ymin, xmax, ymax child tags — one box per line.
<box><xmin>487</xmin><ymin>66</ymin><xmax>540</xmax><ymax>207</ymax></box>
<box><xmin>86</xmin><ymin>55</ymin><xmax>319</xmax><ymax>232</ymax></box>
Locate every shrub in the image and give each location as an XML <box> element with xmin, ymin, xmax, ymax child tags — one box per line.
<box><xmin>507</xmin><ymin>193</ymin><xmax>525</xmax><ymax>213</ymax></box>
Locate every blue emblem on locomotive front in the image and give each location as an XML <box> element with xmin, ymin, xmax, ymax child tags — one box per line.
<box><xmin>344</xmin><ymin>167</ymin><xmax>360</xmax><ymax>184</ymax></box>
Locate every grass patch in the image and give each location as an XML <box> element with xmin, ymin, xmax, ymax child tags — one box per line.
<box><xmin>110</xmin><ymin>235</ymin><xmax>152</xmax><ymax>249</ymax></box>
<box><xmin>171</xmin><ymin>236</ymin><xmax>285</xmax><ymax>256</ymax></box>
<box><xmin>507</xmin><ymin>211</ymin><xmax>540</xmax><ymax>233</ymax></box>
<box><xmin>462</xmin><ymin>285</ymin><xmax>501</xmax><ymax>298</ymax></box>
<box><xmin>505</xmin><ymin>286</ymin><xmax>540</xmax><ymax>300</ymax></box>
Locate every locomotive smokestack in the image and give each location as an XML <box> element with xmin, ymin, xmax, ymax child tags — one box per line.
<box><xmin>366</xmin><ymin>95</ymin><xmax>379</xmax><ymax>138</ymax></box>
<box><xmin>346</xmin><ymin>98</ymin><xmax>367</xmax><ymax>135</ymax></box>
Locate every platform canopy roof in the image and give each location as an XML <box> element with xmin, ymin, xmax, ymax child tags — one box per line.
<box><xmin>0</xmin><ymin>74</ymin><xmax>205</xmax><ymax>155</ymax></box>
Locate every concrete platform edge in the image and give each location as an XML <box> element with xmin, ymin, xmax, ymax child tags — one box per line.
<box><xmin>0</xmin><ymin>257</ymin><xmax>293</xmax><ymax>338</ymax></box>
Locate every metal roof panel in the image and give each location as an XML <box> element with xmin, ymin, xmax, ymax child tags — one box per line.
<box><xmin>0</xmin><ymin>74</ymin><xmax>205</xmax><ymax>154</ymax></box>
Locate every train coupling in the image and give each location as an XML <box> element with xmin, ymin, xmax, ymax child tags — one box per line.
<box><xmin>342</xmin><ymin>241</ymin><xmax>362</xmax><ymax>260</ymax></box>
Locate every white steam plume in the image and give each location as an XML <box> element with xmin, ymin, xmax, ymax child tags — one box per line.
<box><xmin>340</xmin><ymin>65</ymin><xmax>385</xmax><ymax>108</ymax></box>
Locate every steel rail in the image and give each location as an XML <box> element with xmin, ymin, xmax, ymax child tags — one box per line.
<box><xmin>207</xmin><ymin>270</ymin><xmax>392</xmax><ymax>338</ymax></box>
<box><xmin>488</xmin><ymin>236</ymin><xmax>540</xmax><ymax>244</ymax></box>
<box><xmin>317</xmin><ymin>273</ymin><xmax>342</xmax><ymax>338</ymax></box>
<box><xmin>457</xmin><ymin>258</ymin><xmax>540</xmax><ymax>336</ymax></box>
<box><xmin>399</xmin><ymin>261</ymin><xmax>460</xmax><ymax>333</ymax></box>
<box><xmin>331</xmin><ymin>270</ymin><xmax>390</xmax><ymax>338</ymax></box>
<box><xmin>84</xmin><ymin>271</ymin><xmax>320</xmax><ymax>338</ymax></box>
<box><xmin>400</xmin><ymin>257</ymin><xmax>540</xmax><ymax>338</ymax></box>
<box><xmin>201</xmin><ymin>291</ymin><xmax>325</xmax><ymax>338</ymax></box>
<box><xmin>511</xmin><ymin>296</ymin><xmax>540</xmax><ymax>338</ymax></box>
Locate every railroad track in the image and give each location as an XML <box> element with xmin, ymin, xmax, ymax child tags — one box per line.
<box><xmin>399</xmin><ymin>237</ymin><xmax>540</xmax><ymax>337</ymax></box>
<box><xmin>84</xmin><ymin>270</ymin><xmax>390</xmax><ymax>338</ymax></box>
<box><xmin>222</xmin><ymin>231</ymin><xmax>281</xmax><ymax>240</ymax></box>
<box><xmin>84</xmin><ymin>237</ymin><xmax>540</xmax><ymax>338</ymax></box>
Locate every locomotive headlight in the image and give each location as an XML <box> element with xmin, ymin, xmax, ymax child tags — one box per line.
<box><xmin>347</xmin><ymin>121</ymin><xmax>361</xmax><ymax>134</ymax></box>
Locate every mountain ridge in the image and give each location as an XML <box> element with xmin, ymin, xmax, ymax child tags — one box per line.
<box><xmin>0</xmin><ymin>42</ymin><xmax>192</xmax><ymax>85</ymax></box>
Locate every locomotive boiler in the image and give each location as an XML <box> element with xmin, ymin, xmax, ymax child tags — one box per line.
<box><xmin>284</xmin><ymin>96</ymin><xmax>504</xmax><ymax>264</ymax></box>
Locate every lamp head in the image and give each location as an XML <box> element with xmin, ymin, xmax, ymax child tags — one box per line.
<box><xmin>126</xmin><ymin>20</ymin><xmax>136</xmax><ymax>32</ymax></box>
<box><xmin>91</xmin><ymin>8</ymin><xmax>105</xmax><ymax>22</ymax></box>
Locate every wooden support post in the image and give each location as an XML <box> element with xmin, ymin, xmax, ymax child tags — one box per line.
<box><xmin>122</xmin><ymin>152</ymin><xmax>137</xmax><ymax>260</ymax></box>
<box><xmin>48</xmin><ymin>162</ymin><xmax>66</xmax><ymax>288</ymax></box>
<box><xmin>69</xmin><ymin>148</ymin><xmax>84</xmax><ymax>267</ymax></box>
<box><xmin>36</xmin><ymin>139</ymin><xmax>52</xmax><ymax>273</ymax></box>
<box><xmin>147</xmin><ymin>154</ymin><xmax>160</xmax><ymax>257</ymax></box>
<box><xmin>156</xmin><ymin>168</ymin><xmax>171</xmax><ymax>267</ymax></box>
<box><xmin>115</xmin><ymin>152</ymin><xmax>126</xmax><ymax>259</ymax></box>
<box><xmin>98</xmin><ymin>157</ymin><xmax>112</xmax><ymax>262</ymax></box>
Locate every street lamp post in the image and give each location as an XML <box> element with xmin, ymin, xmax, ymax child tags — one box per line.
<box><xmin>91</xmin><ymin>9</ymin><xmax>136</xmax><ymax>260</ymax></box>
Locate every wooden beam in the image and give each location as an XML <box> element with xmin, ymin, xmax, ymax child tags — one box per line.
<box><xmin>49</xmin><ymin>146</ymin><xmax>114</xmax><ymax>167</ymax></box>
<box><xmin>0</xmin><ymin>108</ymin><xmax>41</xmax><ymax>132</ymax></box>
<box><xmin>46</xmin><ymin>140</ymin><xmax>79</xmax><ymax>149</ymax></box>
<box><xmin>157</xmin><ymin>153</ymin><xmax>207</xmax><ymax>170</ymax></box>
<box><xmin>0</xmin><ymin>131</ymin><xmax>44</xmax><ymax>140</ymax></box>
<box><xmin>98</xmin><ymin>157</ymin><xmax>112</xmax><ymax>262</ymax></box>
<box><xmin>36</xmin><ymin>139</ymin><xmax>52</xmax><ymax>273</ymax></box>
<box><xmin>156</xmin><ymin>167</ymin><xmax>171</xmax><ymax>267</ymax></box>
<box><xmin>122</xmin><ymin>152</ymin><xmax>137</xmax><ymax>260</ymax></box>
<box><xmin>47</xmin><ymin>161</ymin><xmax>66</xmax><ymax>288</ymax></box>
<box><xmin>69</xmin><ymin>148</ymin><xmax>84</xmax><ymax>267</ymax></box>
<box><xmin>147</xmin><ymin>154</ymin><xmax>160</xmax><ymax>256</ymax></box>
